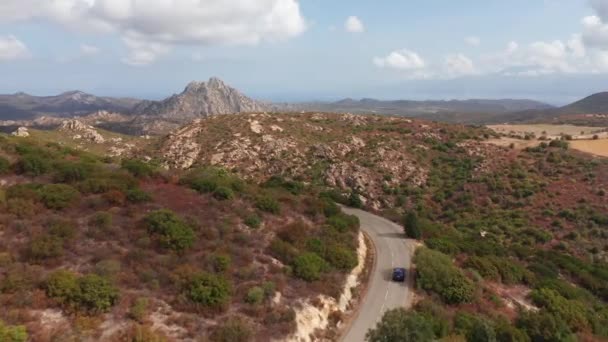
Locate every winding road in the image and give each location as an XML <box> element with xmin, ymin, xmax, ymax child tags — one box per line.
<box><xmin>340</xmin><ymin>206</ymin><xmax>417</xmax><ymax>342</ymax></box>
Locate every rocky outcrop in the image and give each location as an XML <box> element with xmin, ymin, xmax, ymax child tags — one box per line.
<box><xmin>11</xmin><ymin>127</ymin><xmax>29</xmax><ymax>137</ymax></box>
<box><xmin>60</xmin><ymin>119</ymin><xmax>105</xmax><ymax>143</ymax></box>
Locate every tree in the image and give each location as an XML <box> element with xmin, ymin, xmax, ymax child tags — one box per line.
<box><xmin>145</xmin><ymin>210</ymin><xmax>196</xmax><ymax>252</ymax></box>
<box><xmin>292</xmin><ymin>252</ymin><xmax>329</xmax><ymax>281</ymax></box>
<box><xmin>366</xmin><ymin>309</ymin><xmax>436</xmax><ymax>342</ymax></box>
<box><xmin>403</xmin><ymin>211</ymin><xmax>421</xmax><ymax>239</ymax></box>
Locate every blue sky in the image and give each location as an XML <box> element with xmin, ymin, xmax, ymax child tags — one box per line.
<box><xmin>0</xmin><ymin>0</ymin><xmax>607</xmax><ymax>104</ymax></box>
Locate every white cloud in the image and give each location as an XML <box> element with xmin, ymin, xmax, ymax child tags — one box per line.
<box><xmin>590</xmin><ymin>0</ymin><xmax>608</xmax><ymax>22</ymax></box>
<box><xmin>373</xmin><ymin>50</ymin><xmax>426</xmax><ymax>70</ymax></box>
<box><xmin>0</xmin><ymin>0</ymin><xmax>307</xmax><ymax>66</ymax></box>
<box><xmin>444</xmin><ymin>54</ymin><xmax>477</xmax><ymax>76</ymax></box>
<box><xmin>582</xmin><ymin>15</ymin><xmax>608</xmax><ymax>48</ymax></box>
<box><xmin>0</xmin><ymin>35</ymin><xmax>29</xmax><ymax>61</ymax></box>
<box><xmin>345</xmin><ymin>16</ymin><xmax>364</xmax><ymax>33</ymax></box>
<box><xmin>80</xmin><ymin>44</ymin><xmax>100</xmax><ymax>56</ymax></box>
<box><xmin>465</xmin><ymin>36</ymin><xmax>481</xmax><ymax>46</ymax></box>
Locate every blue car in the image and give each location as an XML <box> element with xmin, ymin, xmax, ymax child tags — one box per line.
<box><xmin>392</xmin><ymin>267</ymin><xmax>407</xmax><ymax>282</ymax></box>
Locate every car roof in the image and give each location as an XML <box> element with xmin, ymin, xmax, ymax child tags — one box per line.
<box><xmin>393</xmin><ymin>267</ymin><xmax>406</xmax><ymax>272</ymax></box>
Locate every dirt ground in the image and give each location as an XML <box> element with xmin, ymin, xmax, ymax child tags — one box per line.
<box><xmin>570</xmin><ymin>139</ymin><xmax>608</xmax><ymax>157</ymax></box>
<box><xmin>483</xmin><ymin>137</ymin><xmax>541</xmax><ymax>150</ymax></box>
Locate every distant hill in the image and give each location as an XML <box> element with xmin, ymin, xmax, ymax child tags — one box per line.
<box><xmin>282</xmin><ymin>98</ymin><xmax>554</xmax><ymax>124</ymax></box>
<box><xmin>0</xmin><ymin>91</ymin><xmax>141</xmax><ymax>119</ymax></box>
<box><xmin>487</xmin><ymin>92</ymin><xmax>608</xmax><ymax>125</ymax></box>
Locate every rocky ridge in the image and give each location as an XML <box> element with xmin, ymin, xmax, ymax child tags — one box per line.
<box><xmin>158</xmin><ymin>112</ymin><xmax>494</xmax><ymax>209</ymax></box>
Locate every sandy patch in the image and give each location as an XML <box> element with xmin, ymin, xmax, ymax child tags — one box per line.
<box><xmin>488</xmin><ymin>124</ymin><xmax>605</xmax><ymax>138</ymax></box>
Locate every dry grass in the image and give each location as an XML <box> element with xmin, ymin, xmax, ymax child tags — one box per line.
<box><xmin>570</xmin><ymin>139</ymin><xmax>608</xmax><ymax>157</ymax></box>
<box><xmin>488</xmin><ymin>124</ymin><xmax>605</xmax><ymax>138</ymax></box>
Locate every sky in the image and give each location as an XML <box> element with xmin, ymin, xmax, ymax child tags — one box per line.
<box><xmin>1</xmin><ymin>0</ymin><xmax>608</xmax><ymax>104</ymax></box>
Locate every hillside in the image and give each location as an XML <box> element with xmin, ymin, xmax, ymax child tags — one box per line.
<box><xmin>0</xmin><ymin>133</ymin><xmax>362</xmax><ymax>341</ymax></box>
<box><xmin>155</xmin><ymin>112</ymin><xmax>608</xmax><ymax>341</ymax></box>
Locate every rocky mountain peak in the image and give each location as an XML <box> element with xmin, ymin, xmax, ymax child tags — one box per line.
<box><xmin>131</xmin><ymin>77</ymin><xmax>269</xmax><ymax>124</ymax></box>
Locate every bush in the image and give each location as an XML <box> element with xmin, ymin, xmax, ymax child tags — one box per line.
<box><xmin>77</xmin><ymin>274</ymin><xmax>120</xmax><ymax>312</ymax></box>
<box><xmin>292</xmin><ymin>252</ymin><xmax>328</xmax><ymax>281</ymax></box>
<box><xmin>0</xmin><ymin>320</ymin><xmax>27</xmax><ymax>342</ymax></box>
<box><xmin>7</xmin><ymin>198</ymin><xmax>35</xmax><ymax>218</ymax></box>
<box><xmin>517</xmin><ymin>311</ymin><xmax>574</xmax><ymax>341</ymax></box>
<box><xmin>245</xmin><ymin>286</ymin><xmax>264</xmax><ymax>305</ymax></box>
<box><xmin>211</xmin><ymin>316</ymin><xmax>251</xmax><ymax>342</ymax></box>
<box><xmin>348</xmin><ymin>192</ymin><xmax>363</xmax><ymax>208</ymax></box>
<box><xmin>54</xmin><ymin>161</ymin><xmax>91</xmax><ymax>182</ymax></box>
<box><xmin>18</xmin><ymin>155</ymin><xmax>51</xmax><ymax>176</ymax></box>
<box><xmin>89</xmin><ymin>212</ymin><xmax>112</xmax><ymax>230</ymax></box>
<box><xmin>403</xmin><ymin>211</ymin><xmax>421</xmax><ymax>239</ymax></box>
<box><xmin>414</xmin><ymin>248</ymin><xmax>475</xmax><ymax>304</ymax></box>
<box><xmin>126</xmin><ymin>189</ymin><xmax>152</xmax><ymax>203</ymax></box>
<box><xmin>186</xmin><ymin>272</ymin><xmax>232</xmax><ymax>309</ymax></box>
<box><xmin>145</xmin><ymin>210</ymin><xmax>196</xmax><ymax>253</ymax></box>
<box><xmin>28</xmin><ymin>234</ymin><xmax>64</xmax><ymax>260</ymax></box>
<box><xmin>0</xmin><ymin>157</ymin><xmax>10</xmax><ymax>174</ymax></box>
<box><xmin>211</xmin><ymin>254</ymin><xmax>232</xmax><ymax>273</ymax></box>
<box><xmin>256</xmin><ymin>196</ymin><xmax>280</xmax><ymax>214</ymax></box>
<box><xmin>366</xmin><ymin>309</ymin><xmax>436</xmax><ymax>342</ymax></box>
<box><xmin>38</xmin><ymin>184</ymin><xmax>80</xmax><ymax>210</ymax></box>
<box><xmin>129</xmin><ymin>298</ymin><xmax>149</xmax><ymax>322</ymax></box>
<box><xmin>326</xmin><ymin>213</ymin><xmax>360</xmax><ymax>233</ymax></box>
<box><xmin>324</xmin><ymin>244</ymin><xmax>358</xmax><ymax>271</ymax></box>
<box><xmin>269</xmin><ymin>239</ymin><xmax>299</xmax><ymax>264</ymax></box>
<box><xmin>243</xmin><ymin>214</ymin><xmax>261</xmax><ymax>229</ymax></box>
<box><xmin>121</xmin><ymin>159</ymin><xmax>157</xmax><ymax>178</ymax></box>
<box><xmin>46</xmin><ymin>270</ymin><xmax>119</xmax><ymax>313</ymax></box>
<box><xmin>213</xmin><ymin>186</ymin><xmax>234</xmax><ymax>201</ymax></box>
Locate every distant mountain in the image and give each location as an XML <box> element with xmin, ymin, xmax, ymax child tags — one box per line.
<box><xmin>487</xmin><ymin>92</ymin><xmax>608</xmax><ymax>125</ymax></box>
<box><xmin>283</xmin><ymin>98</ymin><xmax>554</xmax><ymax>123</ymax></box>
<box><xmin>132</xmin><ymin>77</ymin><xmax>269</xmax><ymax>120</ymax></box>
<box><xmin>0</xmin><ymin>91</ymin><xmax>141</xmax><ymax>120</ymax></box>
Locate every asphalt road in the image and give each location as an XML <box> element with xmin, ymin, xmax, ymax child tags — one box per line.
<box><xmin>340</xmin><ymin>206</ymin><xmax>416</xmax><ymax>342</ymax></box>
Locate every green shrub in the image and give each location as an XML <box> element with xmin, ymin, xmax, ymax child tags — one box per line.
<box><xmin>121</xmin><ymin>159</ymin><xmax>157</xmax><ymax>178</ymax></box>
<box><xmin>0</xmin><ymin>157</ymin><xmax>10</xmax><ymax>174</ymax></box>
<box><xmin>126</xmin><ymin>189</ymin><xmax>152</xmax><ymax>203</ymax></box>
<box><xmin>89</xmin><ymin>212</ymin><xmax>112</xmax><ymax>230</ymax></box>
<box><xmin>77</xmin><ymin>274</ymin><xmax>119</xmax><ymax>312</ymax></box>
<box><xmin>245</xmin><ymin>286</ymin><xmax>264</xmax><ymax>305</ymax></box>
<box><xmin>414</xmin><ymin>248</ymin><xmax>475</xmax><ymax>304</ymax></box>
<box><xmin>292</xmin><ymin>252</ymin><xmax>328</xmax><ymax>281</ymax></box>
<box><xmin>211</xmin><ymin>254</ymin><xmax>232</xmax><ymax>273</ymax></box>
<box><xmin>129</xmin><ymin>297</ymin><xmax>149</xmax><ymax>322</ymax></box>
<box><xmin>269</xmin><ymin>238</ymin><xmax>299</xmax><ymax>264</ymax></box>
<box><xmin>264</xmin><ymin>176</ymin><xmax>304</xmax><ymax>195</ymax></box>
<box><xmin>94</xmin><ymin>260</ymin><xmax>122</xmax><ymax>278</ymax></box>
<box><xmin>324</xmin><ymin>244</ymin><xmax>358</xmax><ymax>271</ymax></box>
<box><xmin>183</xmin><ymin>167</ymin><xmax>245</xmax><ymax>195</ymax></box>
<box><xmin>38</xmin><ymin>184</ymin><xmax>79</xmax><ymax>210</ymax></box>
<box><xmin>29</xmin><ymin>234</ymin><xmax>64</xmax><ymax>260</ymax></box>
<box><xmin>530</xmin><ymin>288</ymin><xmax>589</xmax><ymax>331</ymax></box>
<box><xmin>18</xmin><ymin>155</ymin><xmax>51</xmax><ymax>175</ymax></box>
<box><xmin>403</xmin><ymin>211</ymin><xmax>421</xmax><ymax>239</ymax></box>
<box><xmin>517</xmin><ymin>310</ymin><xmax>574</xmax><ymax>341</ymax></box>
<box><xmin>211</xmin><ymin>316</ymin><xmax>251</xmax><ymax>342</ymax></box>
<box><xmin>213</xmin><ymin>186</ymin><xmax>234</xmax><ymax>201</ymax></box>
<box><xmin>256</xmin><ymin>196</ymin><xmax>280</xmax><ymax>214</ymax></box>
<box><xmin>7</xmin><ymin>198</ymin><xmax>35</xmax><ymax>218</ymax></box>
<box><xmin>54</xmin><ymin>161</ymin><xmax>91</xmax><ymax>182</ymax></box>
<box><xmin>348</xmin><ymin>192</ymin><xmax>363</xmax><ymax>208</ymax></box>
<box><xmin>366</xmin><ymin>309</ymin><xmax>436</xmax><ymax>342</ymax></box>
<box><xmin>145</xmin><ymin>210</ymin><xmax>196</xmax><ymax>252</ymax></box>
<box><xmin>186</xmin><ymin>272</ymin><xmax>232</xmax><ymax>308</ymax></box>
<box><xmin>0</xmin><ymin>320</ymin><xmax>27</xmax><ymax>342</ymax></box>
<box><xmin>243</xmin><ymin>214</ymin><xmax>261</xmax><ymax>229</ymax></box>
<box><xmin>46</xmin><ymin>270</ymin><xmax>118</xmax><ymax>313</ymax></box>
<box><xmin>326</xmin><ymin>213</ymin><xmax>360</xmax><ymax>233</ymax></box>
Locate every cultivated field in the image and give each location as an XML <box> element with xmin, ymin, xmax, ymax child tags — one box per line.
<box><xmin>570</xmin><ymin>139</ymin><xmax>608</xmax><ymax>157</ymax></box>
<box><xmin>488</xmin><ymin>124</ymin><xmax>606</xmax><ymax>138</ymax></box>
